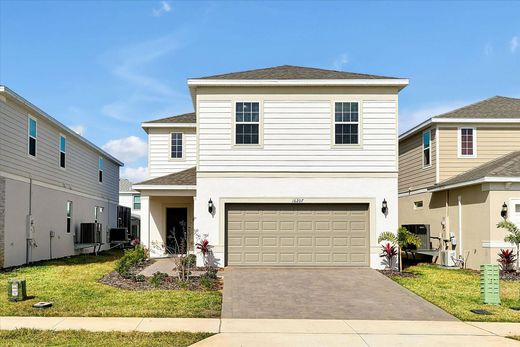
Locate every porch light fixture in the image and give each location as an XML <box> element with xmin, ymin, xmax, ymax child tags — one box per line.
<box><xmin>208</xmin><ymin>199</ymin><xmax>214</xmax><ymax>214</ymax></box>
<box><xmin>501</xmin><ymin>202</ymin><xmax>508</xmax><ymax>219</ymax></box>
<box><xmin>381</xmin><ymin>199</ymin><xmax>388</xmax><ymax>215</ymax></box>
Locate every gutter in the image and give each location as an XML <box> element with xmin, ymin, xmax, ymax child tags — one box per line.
<box><xmin>187</xmin><ymin>78</ymin><xmax>410</xmax><ymax>88</ymax></box>
<box><xmin>428</xmin><ymin>176</ymin><xmax>520</xmax><ymax>192</ymax></box>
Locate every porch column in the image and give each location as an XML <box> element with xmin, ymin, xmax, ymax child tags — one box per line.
<box><xmin>140</xmin><ymin>195</ymin><xmax>150</xmax><ymax>249</ymax></box>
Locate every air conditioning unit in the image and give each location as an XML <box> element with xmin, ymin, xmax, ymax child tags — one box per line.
<box><xmin>109</xmin><ymin>228</ymin><xmax>128</xmax><ymax>242</ymax></box>
<box><xmin>440</xmin><ymin>250</ymin><xmax>457</xmax><ymax>267</ymax></box>
<box><xmin>77</xmin><ymin>223</ymin><xmax>102</xmax><ymax>244</ymax></box>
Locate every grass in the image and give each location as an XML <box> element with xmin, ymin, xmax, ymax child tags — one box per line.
<box><xmin>392</xmin><ymin>264</ymin><xmax>520</xmax><ymax>322</ymax></box>
<box><xmin>0</xmin><ymin>250</ymin><xmax>221</xmax><ymax>317</ymax></box>
<box><xmin>0</xmin><ymin>329</ymin><xmax>213</xmax><ymax>347</ymax></box>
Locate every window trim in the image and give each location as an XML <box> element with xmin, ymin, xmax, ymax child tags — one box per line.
<box><xmin>457</xmin><ymin>127</ymin><xmax>477</xmax><ymax>158</ymax></box>
<box><xmin>98</xmin><ymin>157</ymin><xmax>103</xmax><ymax>184</ymax></box>
<box><xmin>331</xmin><ymin>101</ymin><xmax>362</xmax><ymax>148</ymax></box>
<box><xmin>66</xmin><ymin>200</ymin><xmax>73</xmax><ymax>233</ymax></box>
<box><xmin>414</xmin><ymin>200</ymin><xmax>424</xmax><ymax>210</ymax></box>
<box><xmin>59</xmin><ymin>134</ymin><xmax>66</xmax><ymax>169</ymax></box>
<box><xmin>422</xmin><ymin>130</ymin><xmax>432</xmax><ymax>168</ymax></box>
<box><xmin>169</xmin><ymin>132</ymin><xmax>185</xmax><ymax>160</ymax></box>
<box><xmin>133</xmin><ymin>195</ymin><xmax>141</xmax><ymax>210</ymax></box>
<box><xmin>232</xmin><ymin>100</ymin><xmax>263</xmax><ymax>148</ymax></box>
<box><xmin>27</xmin><ymin>115</ymin><xmax>37</xmax><ymax>158</ymax></box>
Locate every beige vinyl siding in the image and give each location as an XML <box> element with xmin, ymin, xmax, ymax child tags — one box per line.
<box><xmin>398</xmin><ymin>128</ymin><xmax>436</xmax><ymax>192</ymax></box>
<box><xmin>197</xmin><ymin>87</ymin><xmax>399</xmax><ymax>172</ymax></box>
<box><xmin>0</xmin><ymin>97</ymin><xmax>119</xmax><ymax>201</ymax></box>
<box><xmin>439</xmin><ymin>126</ymin><xmax>520</xmax><ymax>182</ymax></box>
<box><xmin>147</xmin><ymin>127</ymin><xmax>197</xmax><ymax>178</ymax></box>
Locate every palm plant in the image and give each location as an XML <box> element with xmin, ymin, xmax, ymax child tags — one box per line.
<box><xmin>378</xmin><ymin>227</ymin><xmax>422</xmax><ymax>272</ymax></box>
<box><xmin>497</xmin><ymin>220</ymin><xmax>520</xmax><ymax>271</ymax></box>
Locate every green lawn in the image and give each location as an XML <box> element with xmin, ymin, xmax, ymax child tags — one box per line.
<box><xmin>392</xmin><ymin>264</ymin><xmax>520</xmax><ymax>322</ymax></box>
<box><xmin>0</xmin><ymin>329</ymin><xmax>212</xmax><ymax>347</ymax></box>
<box><xmin>0</xmin><ymin>250</ymin><xmax>221</xmax><ymax>317</ymax></box>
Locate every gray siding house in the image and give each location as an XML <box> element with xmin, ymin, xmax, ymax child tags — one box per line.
<box><xmin>0</xmin><ymin>86</ymin><xmax>123</xmax><ymax>268</ymax></box>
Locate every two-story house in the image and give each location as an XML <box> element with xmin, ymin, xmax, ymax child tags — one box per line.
<box><xmin>134</xmin><ymin>65</ymin><xmax>408</xmax><ymax>268</ymax></box>
<box><xmin>0</xmin><ymin>86</ymin><xmax>123</xmax><ymax>268</ymax></box>
<box><xmin>399</xmin><ymin>96</ymin><xmax>520</xmax><ymax>269</ymax></box>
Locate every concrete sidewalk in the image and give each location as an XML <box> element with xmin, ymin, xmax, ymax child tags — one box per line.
<box><xmin>1</xmin><ymin>317</ymin><xmax>519</xmax><ymax>346</ymax></box>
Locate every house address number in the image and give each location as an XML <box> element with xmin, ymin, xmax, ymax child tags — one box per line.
<box><xmin>292</xmin><ymin>198</ymin><xmax>304</xmax><ymax>203</ymax></box>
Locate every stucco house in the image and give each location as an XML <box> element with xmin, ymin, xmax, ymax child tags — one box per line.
<box><xmin>0</xmin><ymin>86</ymin><xmax>123</xmax><ymax>268</ymax></box>
<box><xmin>399</xmin><ymin>96</ymin><xmax>520</xmax><ymax>269</ymax></box>
<box><xmin>133</xmin><ymin>65</ymin><xmax>408</xmax><ymax>269</ymax></box>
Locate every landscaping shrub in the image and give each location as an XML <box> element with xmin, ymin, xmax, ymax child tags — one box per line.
<box><xmin>380</xmin><ymin>242</ymin><xmax>398</xmax><ymax>270</ymax></box>
<box><xmin>149</xmin><ymin>272</ymin><xmax>168</xmax><ymax>288</ymax></box>
<box><xmin>134</xmin><ymin>274</ymin><xmax>146</xmax><ymax>282</ymax></box>
<box><xmin>204</xmin><ymin>267</ymin><xmax>218</xmax><ymax>279</ymax></box>
<box><xmin>498</xmin><ymin>249</ymin><xmax>517</xmax><ymax>272</ymax></box>
<box><xmin>116</xmin><ymin>246</ymin><xmax>147</xmax><ymax>277</ymax></box>
<box><xmin>199</xmin><ymin>275</ymin><xmax>213</xmax><ymax>290</ymax></box>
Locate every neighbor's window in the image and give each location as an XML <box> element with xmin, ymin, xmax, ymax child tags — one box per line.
<box><xmin>98</xmin><ymin>157</ymin><xmax>103</xmax><ymax>183</ymax></box>
<box><xmin>133</xmin><ymin>195</ymin><xmax>141</xmax><ymax>210</ymax></box>
<box><xmin>235</xmin><ymin>102</ymin><xmax>259</xmax><ymax>145</ymax></box>
<box><xmin>66</xmin><ymin>201</ymin><xmax>73</xmax><ymax>233</ymax></box>
<box><xmin>170</xmin><ymin>132</ymin><xmax>183</xmax><ymax>159</ymax></box>
<box><xmin>28</xmin><ymin>116</ymin><xmax>37</xmax><ymax>157</ymax></box>
<box><xmin>423</xmin><ymin>130</ymin><xmax>431</xmax><ymax>167</ymax></box>
<box><xmin>414</xmin><ymin>201</ymin><xmax>424</xmax><ymax>209</ymax></box>
<box><xmin>59</xmin><ymin>135</ymin><xmax>66</xmax><ymax>168</ymax></box>
<box><xmin>459</xmin><ymin>128</ymin><xmax>475</xmax><ymax>157</ymax></box>
<box><xmin>334</xmin><ymin>102</ymin><xmax>359</xmax><ymax>145</ymax></box>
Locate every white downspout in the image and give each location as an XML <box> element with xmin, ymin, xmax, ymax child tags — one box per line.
<box><xmin>457</xmin><ymin>195</ymin><xmax>462</xmax><ymax>257</ymax></box>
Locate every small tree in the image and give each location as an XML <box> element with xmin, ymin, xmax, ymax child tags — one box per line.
<box><xmin>378</xmin><ymin>227</ymin><xmax>421</xmax><ymax>272</ymax></box>
<box><xmin>497</xmin><ymin>220</ymin><xmax>520</xmax><ymax>271</ymax></box>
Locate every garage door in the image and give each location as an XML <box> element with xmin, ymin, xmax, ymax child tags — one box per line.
<box><xmin>226</xmin><ymin>203</ymin><xmax>370</xmax><ymax>267</ymax></box>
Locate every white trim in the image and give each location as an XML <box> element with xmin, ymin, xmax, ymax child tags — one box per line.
<box><xmin>457</xmin><ymin>127</ymin><xmax>477</xmax><ymax>158</ymax></box>
<box><xmin>133</xmin><ymin>184</ymin><xmax>197</xmax><ymax>190</ymax></box>
<box><xmin>422</xmin><ymin>129</ymin><xmax>431</xmax><ymax>168</ymax></box>
<box><xmin>188</xmin><ymin>78</ymin><xmax>409</xmax><ymax>87</ymax></box>
<box><xmin>399</xmin><ymin>118</ymin><xmax>433</xmax><ymax>141</ymax></box>
<box><xmin>142</xmin><ymin>123</ymin><xmax>196</xmax><ymax>129</ymax></box>
<box><xmin>429</xmin><ymin>176</ymin><xmax>520</xmax><ymax>192</ymax></box>
<box><xmin>197</xmin><ymin>171</ymin><xmax>398</xmax><ymax>178</ymax></box>
<box><xmin>169</xmin><ymin>132</ymin><xmax>185</xmax><ymax>160</ymax></box>
<box><xmin>398</xmin><ymin>188</ymin><xmax>428</xmax><ymax>197</ymax></box>
<box><xmin>332</xmin><ymin>101</ymin><xmax>362</xmax><ymax>147</ymax></box>
<box><xmin>233</xmin><ymin>101</ymin><xmax>262</xmax><ymax>147</ymax></box>
<box><xmin>482</xmin><ymin>240</ymin><xmax>516</xmax><ymax>248</ymax></box>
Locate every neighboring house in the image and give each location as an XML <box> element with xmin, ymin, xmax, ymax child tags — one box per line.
<box><xmin>0</xmin><ymin>86</ymin><xmax>123</xmax><ymax>268</ymax></box>
<box><xmin>119</xmin><ymin>178</ymin><xmax>141</xmax><ymax>240</ymax></box>
<box><xmin>134</xmin><ymin>65</ymin><xmax>409</xmax><ymax>269</ymax></box>
<box><xmin>398</xmin><ymin>96</ymin><xmax>520</xmax><ymax>269</ymax></box>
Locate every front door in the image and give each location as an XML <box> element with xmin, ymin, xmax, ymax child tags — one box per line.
<box><xmin>166</xmin><ymin>208</ymin><xmax>188</xmax><ymax>254</ymax></box>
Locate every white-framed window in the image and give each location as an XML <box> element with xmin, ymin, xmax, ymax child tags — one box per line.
<box><xmin>423</xmin><ymin>130</ymin><xmax>431</xmax><ymax>167</ymax></box>
<box><xmin>66</xmin><ymin>201</ymin><xmax>73</xmax><ymax>233</ymax></box>
<box><xmin>133</xmin><ymin>195</ymin><xmax>141</xmax><ymax>210</ymax></box>
<box><xmin>414</xmin><ymin>201</ymin><xmax>424</xmax><ymax>209</ymax></box>
<box><xmin>334</xmin><ymin>102</ymin><xmax>359</xmax><ymax>145</ymax></box>
<box><xmin>98</xmin><ymin>157</ymin><xmax>103</xmax><ymax>183</ymax></box>
<box><xmin>28</xmin><ymin>116</ymin><xmax>37</xmax><ymax>157</ymax></box>
<box><xmin>458</xmin><ymin>127</ymin><xmax>476</xmax><ymax>158</ymax></box>
<box><xmin>235</xmin><ymin>102</ymin><xmax>260</xmax><ymax>145</ymax></box>
<box><xmin>170</xmin><ymin>132</ymin><xmax>183</xmax><ymax>159</ymax></box>
<box><xmin>59</xmin><ymin>135</ymin><xmax>66</xmax><ymax>168</ymax></box>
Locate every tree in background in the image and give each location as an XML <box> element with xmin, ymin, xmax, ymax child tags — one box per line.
<box><xmin>378</xmin><ymin>227</ymin><xmax>422</xmax><ymax>272</ymax></box>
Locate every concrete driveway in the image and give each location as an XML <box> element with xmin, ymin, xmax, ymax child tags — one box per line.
<box><xmin>222</xmin><ymin>268</ymin><xmax>456</xmax><ymax>320</ymax></box>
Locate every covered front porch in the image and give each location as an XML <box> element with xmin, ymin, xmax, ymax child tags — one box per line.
<box><xmin>133</xmin><ymin>168</ymin><xmax>197</xmax><ymax>258</ymax></box>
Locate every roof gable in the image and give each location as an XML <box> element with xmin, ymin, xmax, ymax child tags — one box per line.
<box><xmin>135</xmin><ymin>167</ymin><xmax>196</xmax><ymax>186</ymax></box>
<box><xmin>434</xmin><ymin>96</ymin><xmax>520</xmax><ymax>119</ymax></box>
<box><xmin>145</xmin><ymin>112</ymin><xmax>196</xmax><ymax>124</ymax></box>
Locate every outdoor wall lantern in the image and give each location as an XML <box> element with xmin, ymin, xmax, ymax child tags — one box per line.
<box><xmin>208</xmin><ymin>199</ymin><xmax>214</xmax><ymax>214</ymax></box>
<box><xmin>381</xmin><ymin>199</ymin><xmax>388</xmax><ymax>215</ymax></box>
<box><xmin>501</xmin><ymin>202</ymin><xmax>508</xmax><ymax>219</ymax></box>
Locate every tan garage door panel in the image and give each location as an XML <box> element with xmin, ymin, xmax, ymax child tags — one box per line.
<box><xmin>226</xmin><ymin>203</ymin><xmax>369</xmax><ymax>267</ymax></box>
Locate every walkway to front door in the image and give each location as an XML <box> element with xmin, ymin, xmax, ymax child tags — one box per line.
<box><xmin>222</xmin><ymin>268</ymin><xmax>456</xmax><ymax>320</ymax></box>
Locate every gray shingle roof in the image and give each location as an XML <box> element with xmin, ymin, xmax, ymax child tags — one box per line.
<box><xmin>195</xmin><ymin>65</ymin><xmax>399</xmax><ymax>80</ymax></box>
<box><xmin>146</xmin><ymin>112</ymin><xmax>196</xmax><ymax>124</ymax></box>
<box><xmin>434</xmin><ymin>96</ymin><xmax>520</xmax><ymax>119</ymax></box>
<box><xmin>119</xmin><ymin>179</ymin><xmax>136</xmax><ymax>192</ymax></box>
<box><xmin>432</xmin><ymin>151</ymin><xmax>520</xmax><ymax>189</ymax></box>
<box><xmin>136</xmin><ymin>167</ymin><xmax>196</xmax><ymax>186</ymax></box>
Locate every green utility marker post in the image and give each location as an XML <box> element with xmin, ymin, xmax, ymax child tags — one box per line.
<box><xmin>7</xmin><ymin>279</ymin><xmax>27</xmax><ymax>302</ymax></box>
<box><xmin>480</xmin><ymin>264</ymin><xmax>500</xmax><ymax>305</ymax></box>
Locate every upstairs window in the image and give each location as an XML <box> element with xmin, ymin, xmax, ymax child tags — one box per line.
<box><xmin>334</xmin><ymin>102</ymin><xmax>359</xmax><ymax>145</ymax></box>
<box><xmin>459</xmin><ymin>128</ymin><xmax>476</xmax><ymax>157</ymax></box>
<box><xmin>423</xmin><ymin>130</ymin><xmax>431</xmax><ymax>167</ymax></box>
<box><xmin>133</xmin><ymin>195</ymin><xmax>141</xmax><ymax>210</ymax></box>
<box><xmin>28</xmin><ymin>116</ymin><xmax>37</xmax><ymax>157</ymax></box>
<box><xmin>98</xmin><ymin>157</ymin><xmax>103</xmax><ymax>183</ymax></box>
<box><xmin>235</xmin><ymin>102</ymin><xmax>259</xmax><ymax>145</ymax></box>
<box><xmin>66</xmin><ymin>201</ymin><xmax>73</xmax><ymax>233</ymax></box>
<box><xmin>59</xmin><ymin>135</ymin><xmax>66</xmax><ymax>168</ymax></box>
<box><xmin>170</xmin><ymin>132</ymin><xmax>183</xmax><ymax>159</ymax></box>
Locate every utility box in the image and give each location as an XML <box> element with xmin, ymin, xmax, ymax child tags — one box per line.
<box><xmin>7</xmin><ymin>279</ymin><xmax>27</xmax><ymax>302</ymax></box>
<box><xmin>480</xmin><ymin>264</ymin><xmax>500</xmax><ymax>305</ymax></box>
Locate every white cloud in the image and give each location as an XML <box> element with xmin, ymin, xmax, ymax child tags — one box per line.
<box><xmin>69</xmin><ymin>125</ymin><xmax>86</xmax><ymax>136</ymax></box>
<box><xmin>332</xmin><ymin>53</ymin><xmax>349</xmax><ymax>71</ymax></box>
<box><xmin>121</xmin><ymin>166</ymin><xmax>149</xmax><ymax>183</ymax></box>
<box><xmin>153</xmin><ymin>1</ymin><xmax>172</xmax><ymax>17</ymax></box>
<box><xmin>102</xmin><ymin>136</ymin><xmax>147</xmax><ymax>164</ymax></box>
<box><xmin>399</xmin><ymin>101</ymin><xmax>472</xmax><ymax>134</ymax></box>
<box><xmin>511</xmin><ymin>36</ymin><xmax>518</xmax><ymax>54</ymax></box>
<box><xmin>484</xmin><ymin>42</ymin><xmax>493</xmax><ymax>56</ymax></box>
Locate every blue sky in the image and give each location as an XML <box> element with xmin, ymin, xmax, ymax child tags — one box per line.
<box><xmin>1</xmin><ymin>1</ymin><xmax>519</xmax><ymax>182</ymax></box>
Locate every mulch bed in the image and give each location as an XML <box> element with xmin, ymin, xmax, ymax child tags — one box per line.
<box><xmin>378</xmin><ymin>270</ymin><xmax>416</xmax><ymax>278</ymax></box>
<box><xmin>500</xmin><ymin>271</ymin><xmax>520</xmax><ymax>281</ymax></box>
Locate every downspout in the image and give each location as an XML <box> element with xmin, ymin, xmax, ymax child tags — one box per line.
<box><xmin>457</xmin><ymin>195</ymin><xmax>463</xmax><ymax>257</ymax></box>
<box><xmin>26</xmin><ymin>177</ymin><xmax>33</xmax><ymax>265</ymax></box>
